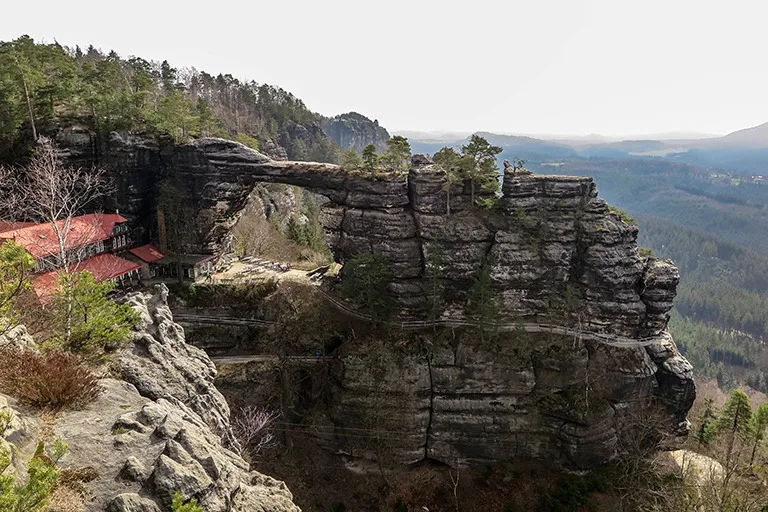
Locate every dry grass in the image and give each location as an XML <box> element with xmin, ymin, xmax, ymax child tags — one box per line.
<box><xmin>0</xmin><ymin>348</ymin><xmax>102</xmax><ymax>410</ymax></box>
<box><xmin>45</xmin><ymin>485</ymin><xmax>85</xmax><ymax>512</ymax></box>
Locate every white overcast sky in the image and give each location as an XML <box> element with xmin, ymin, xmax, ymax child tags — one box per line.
<box><xmin>2</xmin><ymin>0</ymin><xmax>767</xmax><ymax>137</ymax></box>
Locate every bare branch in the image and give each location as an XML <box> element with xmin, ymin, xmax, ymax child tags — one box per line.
<box><xmin>230</xmin><ymin>406</ymin><xmax>279</xmax><ymax>457</ymax></box>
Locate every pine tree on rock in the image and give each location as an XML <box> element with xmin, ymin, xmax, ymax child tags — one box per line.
<box><xmin>460</xmin><ymin>135</ymin><xmax>502</xmax><ymax>206</ymax></box>
<box><xmin>362</xmin><ymin>144</ymin><xmax>379</xmax><ymax>174</ymax></box>
<box><xmin>380</xmin><ymin>135</ymin><xmax>411</xmax><ymax>174</ymax></box>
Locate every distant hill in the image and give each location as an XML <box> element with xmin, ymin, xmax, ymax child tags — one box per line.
<box><xmin>321</xmin><ymin>112</ymin><xmax>390</xmax><ymax>152</ymax></box>
<box><xmin>407</xmin><ymin>131</ymin><xmax>578</xmax><ymax>161</ymax></box>
<box><xmin>392</xmin><ymin>130</ymin><xmax>470</xmax><ymax>143</ymax></box>
<box><xmin>710</xmin><ymin>121</ymin><xmax>768</xmax><ymax>148</ymax></box>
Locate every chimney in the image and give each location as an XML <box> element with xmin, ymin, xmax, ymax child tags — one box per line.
<box><xmin>157</xmin><ymin>209</ymin><xmax>168</xmax><ymax>253</ymax></box>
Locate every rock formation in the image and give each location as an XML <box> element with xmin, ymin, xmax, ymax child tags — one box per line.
<box><xmin>179</xmin><ymin>139</ymin><xmax>694</xmax><ymax>470</ymax></box>
<box><xmin>49</xmin><ymin>132</ymin><xmax>694</xmax><ymax>470</ymax></box>
<box><xmin>321</xmin><ymin>112</ymin><xmax>391</xmax><ymax>152</ymax></box>
<box><xmin>180</xmin><ymin>138</ymin><xmax>682</xmax><ymax>337</ymax></box>
<box><xmin>0</xmin><ymin>285</ymin><xmax>299</xmax><ymax>512</ymax></box>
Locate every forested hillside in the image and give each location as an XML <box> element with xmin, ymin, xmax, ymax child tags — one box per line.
<box><xmin>636</xmin><ymin>216</ymin><xmax>768</xmax><ymax>392</ymax></box>
<box><xmin>0</xmin><ymin>35</ymin><xmax>340</xmax><ymax>162</ymax></box>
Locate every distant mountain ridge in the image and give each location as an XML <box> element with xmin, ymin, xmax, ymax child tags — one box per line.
<box><xmin>713</xmin><ymin>121</ymin><xmax>768</xmax><ymax>148</ymax></box>
<box><xmin>321</xmin><ymin>112</ymin><xmax>390</xmax><ymax>152</ymax></box>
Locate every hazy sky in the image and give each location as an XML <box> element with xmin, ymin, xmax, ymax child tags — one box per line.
<box><xmin>3</xmin><ymin>0</ymin><xmax>767</xmax><ymax>136</ymax></box>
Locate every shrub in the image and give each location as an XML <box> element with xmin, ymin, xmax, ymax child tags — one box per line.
<box><xmin>231</xmin><ymin>406</ymin><xmax>278</xmax><ymax>457</ymax></box>
<box><xmin>608</xmin><ymin>205</ymin><xmax>634</xmax><ymax>224</ymax></box>
<box><xmin>0</xmin><ymin>348</ymin><xmax>102</xmax><ymax>410</ymax></box>
<box><xmin>51</xmin><ymin>271</ymin><xmax>139</xmax><ymax>355</ymax></box>
<box><xmin>171</xmin><ymin>493</ymin><xmax>203</xmax><ymax>512</ymax></box>
<box><xmin>0</xmin><ymin>439</ymin><xmax>67</xmax><ymax>512</ymax></box>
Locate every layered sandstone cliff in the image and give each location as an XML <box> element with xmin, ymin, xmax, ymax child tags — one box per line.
<box><xmin>51</xmin><ymin>132</ymin><xmax>694</xmax><ymax>470</ymax></box>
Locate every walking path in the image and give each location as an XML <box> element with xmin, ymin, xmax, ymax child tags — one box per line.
<box><xmin>175</xmin><ymin>283</ymin><xmax>665</xmax><ymax>351</ymax></box>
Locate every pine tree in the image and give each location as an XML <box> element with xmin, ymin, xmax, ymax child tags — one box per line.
<box><xmin>696</xmin><ymin>398</ymin><xmax>718</xmax><ymax>446</ymax></box>
<box><xmin>433</xmin><ymin>147</ymin><xmax>464</xmax><ymax>215</ymax></box>
<box><xmin>341</xmin><ymin>148</ymin><xmax>363</xmax><ymax>170</ymax></box>
<box><xmin>340</xmin><ymin>252</ymin><xmax>394</xmax><ymax>324</ymax></box>
<box><xmin>0</xmin><ymin>240</ymin><xmax>35</xmax><ymax>332</ymax></box>
<box><xmin>362</xmin><ymin>144</ymin><xmax>378</xmax><ymax>174</ymax></box>
<box><xmin>380</xmin><ymin>135</ymin><xmax>411</xmax><ymax>174</ymax></box>
<box><xmin>466</xmin><ymin>260</ymin><xmax>498</xmax><ymax>340</ymax></box>
<box><xmin>714</xmin><ymin>389</ymin><xmax>753</xmax><ymax>465</ymax></box>
<box><xmin>52</xmin><ymin>271</ymin><xmax>139</xmax><ymax>355</ymax></box>
<box><xmin>748</xmin><ymin>402</ymin><xmax>768</xmax><ymax>464</ymax></box>
<box><xmin>460</xmin><ymin>135</ymin><xmax>502</xmax><ymax>206</ymax></box>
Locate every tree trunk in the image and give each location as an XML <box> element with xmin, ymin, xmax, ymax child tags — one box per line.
<box><xmin>15</xmin><ymin>56</ymin><xmax>37</xmax><ymax>141</ymax></box>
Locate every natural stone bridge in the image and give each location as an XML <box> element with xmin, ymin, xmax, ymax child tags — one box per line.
<box><xmin>58</xmin><ymin>131</ymin><xmax>695</xmax><ymax>469</ymax></box>
<box><xmin>176</xmin><ymin>138</ymin><xmax>678</xmax><ymax>341</ymax></box>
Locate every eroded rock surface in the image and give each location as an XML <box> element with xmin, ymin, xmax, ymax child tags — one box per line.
<box><xmin>182</xmin><ymin>139</ymin><xmax>680</xmax><ymax>338</ymax></box>
<box><xmin>51</xmin><ymin>132</ymin><xmax>695</xmax><ymax>471</ymax></box>
<box><xmin>51</xmin><ymin>285</ymin><xmax>299</xmax><ymax>512</ymax></box>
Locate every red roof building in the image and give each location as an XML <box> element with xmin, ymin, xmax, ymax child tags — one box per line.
<box><xmin>31</xmin><ymin>254</ymin><xmax>142</xmax><ymax>304</ymax></box>
<box><xmin>0</xmin><ymin>221</ymin><xmax>36</xmax><ymax>232</ymax></box>
<box><xmin>1</xmin><ymin>213</ymin><xmax>141</xmax><ymax>304</ymax></box>
<box><xmin>0</xmin><ymin>213</ymin><xmax>129</xmax><ymax>261</ymax></box>
<box><xmin>129</xmin><ymin>244</ymin><xmax>166</xmax><ymax>264</ymax></box>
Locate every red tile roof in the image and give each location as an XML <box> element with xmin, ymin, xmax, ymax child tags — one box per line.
<box><xmin>0</xmin><ymin>213</ymin><xmax>127</xmax><ymax>260</ymax></box>
<box><xmin>78</xmin><ymin>253</ymin><xmax>141</xmax><ymax>281</ymax></box>
<box><xmin>0</xmin><ymin>221</ymin><xmax>36</xmax><ymax>232</ymax></box>
<box><xmin>129</xmin><ymin>243</ymin><xmax>166</xmax><ymax>264</ymax></box>
<box><xmin>32</xmin><ymin>253</ymin><xmax>141</xmax><ymax>304</ymax></box>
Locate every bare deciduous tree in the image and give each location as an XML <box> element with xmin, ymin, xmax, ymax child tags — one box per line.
<box><xmin>1</xmin><ymin>138</ymin><xmax>111</xmax><ymax>341</ymax></box>
<box><xmin>18</xmin><ymin>138</ymin><xmax>111</xmax><ymax>271</ymax></box>
<box><xmin>231</xmin><ymin>406</ymin><xmax>278</xmax><ymax>458</ymax></box>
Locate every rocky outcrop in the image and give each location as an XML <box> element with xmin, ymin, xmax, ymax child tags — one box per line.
<box><xmin>321</xmin><ymin>112</ymin><xmax>390</xmax><ymax>152</ymax></box>
<box><xmin>53</xmin><ymin>379</ymin><xmax>297</xmax><ymax>512</ymax></box>
<box><xmin>291</xmin><ymin>325</ymin><xmax>694</xmax><ymax>470</ymax></box>
<box><xmin>0</xmin><ymin>285</ymin><xmax>300</xmax><ymax>512</ymax></box>
<box><xmin>182</xmin><ymin>139</ymin><xmax>681</xmax><ymax>337</ymax></box>
<box><xmin>49</xmin><ymin>132</ymin><xmax>694</xmax><ymax>470</ymax></box>
<box><xmin>117</xmin><ymin>285</ymin><xmax>242</xmax><ymax>453</ymax></box>
<box><xmin>0</xmin><ymin>324</ymin><xmax>35</xmax><ymax>349</ymax></box>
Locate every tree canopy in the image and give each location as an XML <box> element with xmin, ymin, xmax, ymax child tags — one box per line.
<box><xmin>380</xmin><ymin>135</ymin><xmax>411</xmax><ymax>174</ymax></box>
<box><xmin>461</xmin><ymin>135</ymin><xmax>502</xmax><ymax>204</ymax></box>
<box><xmin>0</xmin><ymin>36</ymin><xmax>339</xmax><ymax>163</ymax></box>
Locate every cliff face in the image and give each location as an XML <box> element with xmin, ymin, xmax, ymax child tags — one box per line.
<box><xmin>178</xmin><ymin>139</ymin><xmax>694</xmax><ymax>469</ymax></box>
<box><xmin>182</xmin><ymin>139</ymin><xmax>677</xmax><ymax>337</ymax></box>
<box><xmin>51</xmin><ymin>133</ymin><xmax>694</xmax><ymax>470</ymax></box>
<box><xmin>313</xmin><ymin>328</ymin><xmax>693</xmax><ymax>470</ymax></box>
<box><xmin>321</xmin><ymin>112</ymin><xmax>391</xmax><ymax>152</ymax></box>
<box><xmin>0</xmin><ymin>286</ymin><xmax>299</xmax><ymax>512</ymax></box>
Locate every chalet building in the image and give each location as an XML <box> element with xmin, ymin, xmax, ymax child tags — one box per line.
<box><xmin>154</xmin><ymin>254</ymin><xmax>216</xmax><ymax>281</ymax></box>
<box><xmin>126</xmin><ymin>243</ymin><xmax>166</xmax><ymax>279</ymax></box>
<box><xmin>0</xmin><ymin>213</ymin><xmax>141</xmax><ymax>304</ymax></box>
